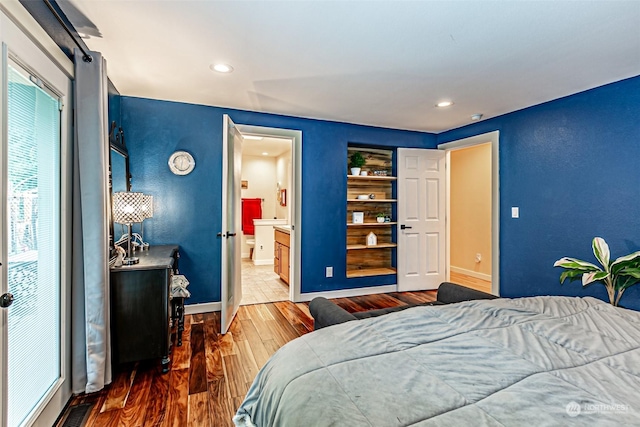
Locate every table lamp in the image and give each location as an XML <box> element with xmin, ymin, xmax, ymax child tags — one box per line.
<box><xmin>140</xmin><ymin>194</ymin><xmax>154</xmax><ymax>248</ymax></box>
<box><xmin>112</xmin><ymin>191</ymin><xmax>145</xmax><ymax>265</ymax></box>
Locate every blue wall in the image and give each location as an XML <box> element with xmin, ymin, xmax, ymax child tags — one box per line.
<box><xmin>121</xmin><ymin>98</ymin><xmax>436</xmax><ymax>304</ymax></box>
<box><xmin>438</xmin><ymin>75</ymin><xmax>640</xmax><ymax>310</ymax></box>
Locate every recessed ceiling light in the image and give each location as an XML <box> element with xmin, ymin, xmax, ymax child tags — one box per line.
<box><xmin>210</xmin><ymin>63</ymin><xmax>234</xmax><ymax>73</ymax></box>
<box><xmin>243</xmin><ymin>135</ymin><xmax>263</xmax><ymax>140</ymax></box>
<box><xmin>436</xmin><ymin>101</ymin><xmax>454</xmax><ymax>108</ymax></box>
<box><xmin>262</xmin><ymin>152</ymin><xmax>269</xmax><ymax>156</ymax></box>
<box><xmin>471</xmin><ymin>113</ymin><xmax>483</xmax><ymax>121</ymax></box>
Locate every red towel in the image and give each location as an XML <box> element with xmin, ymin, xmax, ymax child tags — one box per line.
<box><xmin>242</xmin><ymin>198</ymin><xmax>262</xmax><ymax>235</ymax></box>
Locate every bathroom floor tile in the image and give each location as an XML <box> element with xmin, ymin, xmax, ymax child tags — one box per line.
<box><xmin>240</xmin><ymin>258</ymin><xmax>289</xmax><ymax>306</ymax></box>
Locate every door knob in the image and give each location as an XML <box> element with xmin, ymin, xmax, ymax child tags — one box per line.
<box><xmin>400</xmin><ymin>225</ymin><xmax>413</xmax><ymax>230</ymax></box>
<box><xmin>1</xmin><ymin>293</ymin><xmax>14</xmax><ymax>308</ymax></box>
<box><xmin>226</xmin><ymin>232</ymin><xmax>237</xmax><ymax>238</ymax></box>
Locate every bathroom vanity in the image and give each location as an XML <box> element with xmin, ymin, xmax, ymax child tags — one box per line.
<box><xmin>274</xmin><ymin>226</ymin><xmax>290</xmax><ymax>285</ymax></box>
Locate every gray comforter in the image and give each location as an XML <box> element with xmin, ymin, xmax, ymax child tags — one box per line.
<box><xmin>233</xmin><ymin>296</ymin><xmax>640</xmax><ymax>426</ymax></box>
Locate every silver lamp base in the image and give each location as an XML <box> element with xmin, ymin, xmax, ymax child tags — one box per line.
<box><xmin>123</xmin><ymin>256</ymin><xmax>139</xmax><ymax>265</ymax></box>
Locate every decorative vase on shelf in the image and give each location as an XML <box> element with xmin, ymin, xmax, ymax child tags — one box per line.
<box><xmin>376</xmin><ymin>216</ymin><xmax>385</xmax><ymax>223</ymax></box>
<box><xmin>350</xmin><ymin>167</ymin><xmax>361</xmax><ymax>176</ymax></box>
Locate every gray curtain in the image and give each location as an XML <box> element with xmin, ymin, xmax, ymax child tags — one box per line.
<box><xmin>71</xmin><ymin>50</ymin><xmax>112</xmax><ymax>394</ymax></box>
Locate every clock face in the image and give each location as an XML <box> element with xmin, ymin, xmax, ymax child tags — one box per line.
<box><xmin>168</xmin><ymin>151</ymin><xmax>195</xmax><ymax>175</ymax></box>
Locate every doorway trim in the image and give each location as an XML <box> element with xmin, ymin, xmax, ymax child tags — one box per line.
<box><xmin>438</xmin><ymin>130</ymin><xmax>500</xmax><ymax>296</ymax></box>
<box><xmin>236</xmin><ymin>124</ymin><xmax>302</xmax><ymax>303</ymax></box>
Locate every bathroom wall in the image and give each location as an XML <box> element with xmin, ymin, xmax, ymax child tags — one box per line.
<box><xmin>241</xmin><ymin>155</ymin><xmax>277</xmax><ymax>257</ymax></box>
<box><xmin>275</xmin><ymin>150</ymin><xmax>291</xmax><ymax>220</ymax></box>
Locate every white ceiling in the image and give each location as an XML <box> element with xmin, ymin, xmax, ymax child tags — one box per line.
<box><xmin>241</xmin><ymin>135</ymin><xmax>291</xmax><ymax>158</ymax></box>
<box><xmin>61</xmin><ymin>1</ymin><xmax>640</xmax><ymax>133</ymax></box>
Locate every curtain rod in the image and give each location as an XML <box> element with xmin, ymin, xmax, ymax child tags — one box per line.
<box><xmin>43</xmin><ymin>0</ymin><xmax>92</xmax><ymax>63</ymax></box>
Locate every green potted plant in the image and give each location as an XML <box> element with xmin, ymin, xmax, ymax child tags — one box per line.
<box><xmin>376</xmin><ymin>212</ymin><xmax>386</xmax><ymax>223</ymax></box>
<box><xmin>349</xmin><ymin>152</ymin><xmax>366</xmax><ymax>176</ymax></box>
<box><xmin>553</xmin><ymin>237</ymin><xmax>640</xmax><ymax>306</ymax></box>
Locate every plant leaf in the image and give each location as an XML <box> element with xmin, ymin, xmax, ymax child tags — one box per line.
<box><xmin>592</xmin><ymin>237</ymin><xmax>610</xmax><ymax>271</ymax></box>
<box><xmin>553</xmin><ymin>257</ymin><xmax>600</xmax><ymax>271</ymax></box>
<box><xmin>611</xmin><ymin>251</ymin><xmax>640</xmax><ymax>274</ymax></box>
<box><xmin>560</xmin><ymin>269</ymin><xmax>584</xmax><ymax>284</ymax></box>
<box><xmin>618</xmin><ymin>267</ymin><xmax>640</xmax><ymax>279</ymax></box>
<box><xmin>614</xmin><ymin>275</ymin><xmax>640</xmax><ymax>291</ymax></box>
<box><xmin>582</xmin><ymin>270</ymin><xmax>608</xmax><ymax>286</ymax></box>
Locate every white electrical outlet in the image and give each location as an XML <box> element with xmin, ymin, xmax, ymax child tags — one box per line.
<box><xmin>326</xmin><ymin>266</ymin><xmax>333</xmax><ymax>278</ymax></box>
<box><xmin>511</xmin><ymin>207</ymin><xmax>519</xmax><ymax>218</ymax></box>
<box><xmin>475</xmin><ymin>253</ymin><xmax>482</xmax><ymax>263</ymax></box>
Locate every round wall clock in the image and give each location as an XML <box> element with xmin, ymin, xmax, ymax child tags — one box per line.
<box><xmin>168</xmin><ymin>150</ymin><xmax>195</xmax><ymax>175</ymax></box>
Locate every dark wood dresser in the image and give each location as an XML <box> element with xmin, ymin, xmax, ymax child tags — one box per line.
<box><xmin>110</xmin><ymin>244</ymin><xmax>179</xmax><ymax>372</ymax></box>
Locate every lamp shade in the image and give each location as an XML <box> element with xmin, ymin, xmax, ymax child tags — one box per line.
<box><xmin>141</xmin><ymin>194</ymin><xmax>154</xmax><ymax>219</ymax></box>
<box><xmin>112</xmin><ymin>192</ymin><xmax>145</xmax><ymax>224</ymax></box>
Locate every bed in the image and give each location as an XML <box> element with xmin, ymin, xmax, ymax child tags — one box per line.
<box><xmin>233</xmin><ymin>296</ymin><xmax>640</xmax><ymax>426</ymax></box>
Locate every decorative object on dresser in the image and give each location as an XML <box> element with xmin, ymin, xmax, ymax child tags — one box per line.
<box><xmin>170</xmin><ymin>273</ymin><xmax>190</xmax><ymax>347</ymax></box>
<box><xmin>110</xmin><ymin>245</ymin><xmax>180</xmax><ymax>373</ymax></box>
<box><xmin>112</xmin><ymin>191</ymin><xmax>145</xmax><ymax>265</ymax></box>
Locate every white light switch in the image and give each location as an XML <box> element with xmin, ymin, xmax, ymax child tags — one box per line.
<box><xmin>511</xmin><ymin>207</ymin><xmax>519</xmax><ymax>218</ymax></box>
<box><xmin>326</xmin><ymin>266</ymin><xmax>333</xmax><ymax>278</ymax></box>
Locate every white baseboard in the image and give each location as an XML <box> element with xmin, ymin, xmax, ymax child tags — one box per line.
<box><xmin>297</xmin><ymin>285</ymin><xmax>397</xmax><ymax>302</ymax></box>
<box><xmin>253</xmin><ymin>259</ymin><xmax>274</xmax><ymax>266</ymax></box>
<box><xmin>450</xmin><ymin>266</ymin><xmax>491</xmax><ymax>282</ymax></box>
<box><xmin>185</xmin><ymin>301</ymin><xmax>222</xmax><ymax>315</ymax></box>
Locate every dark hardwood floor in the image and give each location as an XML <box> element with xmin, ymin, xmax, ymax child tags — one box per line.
<box><xmin>59</xmin><ymin>290</ymin><xmax>436</xmax><ymax>427</ymax></box>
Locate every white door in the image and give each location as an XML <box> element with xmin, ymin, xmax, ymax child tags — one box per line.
<box><xmin>221</xmin><ymin>115</ymin><xmax>243</xmax><ymax>334</ymax></box>
<box><xmin>397</xmin><ymin>149</ymin><xmax>446</xmax><ymax>291</ymax></box>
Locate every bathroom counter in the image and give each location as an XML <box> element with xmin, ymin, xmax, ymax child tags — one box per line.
<box><xmin>274</xmin><ymin>228</ymin><xmax>290</xmax><ymax>285</ymax></box>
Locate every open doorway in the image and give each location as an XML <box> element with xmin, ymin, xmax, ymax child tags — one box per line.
<box><xmin>448</xmin><ymin>143</ymin><xmax>492</xmax><ymax>293</ymax></box>
<box><xmin>238</xmin><ymin>133</ymin><xmax>293</xmax><ymax>305</ymax></box>
<box><xmin>439</xmin><ymin>131</ymin><xmax>500</xmax><ymax>296</ymax></box>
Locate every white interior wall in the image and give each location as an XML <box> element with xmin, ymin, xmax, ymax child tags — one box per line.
<box><xmin>241</xmin><ymin>155</ymin><xmax>277</xmax><ymax>257</ymax></box>
<box><xmin>275</xmin><ymin>150</ymin><xmax>291</xmax><ymax>220</ymax></box>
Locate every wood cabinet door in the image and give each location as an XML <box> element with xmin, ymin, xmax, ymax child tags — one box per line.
<box><xmin>274</xmin><ymin>242</ymin><xmax>280</xmax><ymax>274</ymax></box>
<box><xmin>280</xmin><ymin>245</ymin><xmax>290</xmax><ymax>283</ymax></box>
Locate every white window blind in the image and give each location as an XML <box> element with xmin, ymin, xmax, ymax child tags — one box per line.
<box><xmin>6</xmin><ymin>62</ymin><xmax>61</xmax><ymax>427</ymax></box>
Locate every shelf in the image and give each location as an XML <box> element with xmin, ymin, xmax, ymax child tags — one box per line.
<box><xmin>347</xmin><ymin>198</ymin><xmax>397</xmax><ymax>203</ymax></box>
<box><xmin>347</xmin><ymin>243</ymin><xmax>397</xmax><ymax>250</ymax></box>
<box><xmin>347</xmin><ymin>222</ymin><xmax>397</xmax><ymax>227</ymax></box>
<box><xmin>347</xmin><ymin>175</ymin><xmax>396</xmax><ymax>181</ymax></box>
<box><xmin>347</xmin><ymin>267</ymin><xmax>397</xmax><ymax>278</ymax></box>
<box><xmin>347</xmin><ymin>146</ymin><xmax>396</xmax><ymax>278</ymax></box>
